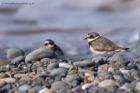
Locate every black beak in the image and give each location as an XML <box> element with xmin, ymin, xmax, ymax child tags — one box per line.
<box><xmin>84</xmin><ymin>37</ymin><xmax>88</xmax><ymax>40</ymax></box>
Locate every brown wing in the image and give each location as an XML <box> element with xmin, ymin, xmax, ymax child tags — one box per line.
<box><xmin>91</xmin><ymin>36</ymin><xmax>120</xmax><ymax>51</ymax></box>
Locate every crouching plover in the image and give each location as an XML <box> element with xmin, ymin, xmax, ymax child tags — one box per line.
<box><xmin>84</xmin><ymin>32</ymin><xmax>129</xmax><ymax>57</ymax></box>
<box><xmin>44</xmin><ymin>39</ymin><xmax>64</xmax><ymax>59</ymax></box>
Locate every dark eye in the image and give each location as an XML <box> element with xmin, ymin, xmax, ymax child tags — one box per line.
<box><xmin>49</xmin><ymin>42</ymin><xmax>54</xmax><ymax>45</ymax></box>
<box><xmin>90</xmin><ymin>35</ymin><xmax>94</xmax><ymax>38</ymax></box>
<box><xmin>44</xmin><ymin>43</ymin><xmax>49</xmax><ymax>46</ymax></box>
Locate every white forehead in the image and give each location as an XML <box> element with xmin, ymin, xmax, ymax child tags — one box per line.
<box><xmin>45</xmin><ymin>41</ymin><xmax>50</xmax><ymax>44</ymax></box>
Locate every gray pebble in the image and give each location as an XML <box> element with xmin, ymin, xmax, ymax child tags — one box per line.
<box><xmin>47</xmin><ymin>63</ymin><xmax>59</xmax><ymax>71</ymax></box>
<box><xmin>25</xmin><ymin>48</ymin><xmax>56</xmax><ymax>63</ymax></box>
<box><xmin>50</xmin><ymin>68</ymin><xmax>67</xmax><ymax>77</ymax></box>
<box><xmin>51</xmin><ymin>81</ymin><xmax>69</xmax><ymax>93</ymax></box>
<box><xmin>6</xmin><ymin>48</ymin><xmax>24</xmax><ymax>60</ymax></box>
<box><xmin>120</xmin><ymin>83</ymin><xmax>133</xmax><ymax>92</ymax></box>
<box><xmin>74</xmin><ymin>59</ymin><xmax>94</xmax><ymax>67</ymax></box>
<box><xmin>64</xmin><ymin>74</ymin><xmax>82</xmax><ymax>87</ymax></box>
<box><xmin>11</xmin><ymin>56</ymin><xmax>25</xmax><ymax>64</ymax></box>
<box><xmin>135</xmin><ymin>82</ymin><xmax>140</xmax><ymax>92</ymax></box>
<box><xmin>0</xmin><ymin>80</ymin><xmax>6</xmax><ymax>88</ymax></box>
<box><xmin>19</xmin><ymin>84</ymin><xmax>30</xmax><ymax>93</ymax></box>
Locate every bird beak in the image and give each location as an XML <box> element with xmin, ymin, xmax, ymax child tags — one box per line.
<box><xmin>84</xmin><ymin>37</ymin><xmax>88</xmax><ymax>40</ymax></box>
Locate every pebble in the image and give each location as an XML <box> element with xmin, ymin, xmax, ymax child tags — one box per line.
<box><xmin>39</xmin><ymin>88</ymin><xmax>56</xmax><ymax>93</ymax></box>
<box><xmin>14</xmin><ymin>74</ymin><xmax>26</xmax><ymax>79</ymax></box>
<box><xmin>47</xmin><ymin>63</ymin><xmax>59</xmax><ymax>71</ymax></box>
<box><xmin>74</xmin><ymin>59</ymin><xmax>94</xmax><ymax>67</ymax></box>
<box><xmin>19</xmin><ymin>84</ymin><xmax>30</xmax><ymax>93</ymax></box>
<box><xmin>135</xmin><ymin>82</ymin><xmax>140</xmax><ymax>92</ymax></box>
<box><xmin>0</xmin><ymin>80</ymin><xmax>6</xmax><ymax>88</ymax></box>
<box><xmin>6</xmin><ymin>48</ymin><xmax>24</xmax><ymax>60</ymax></box>
<box><xmin>51</xmin><ymin>81</ymin><xmax>68</xmax><ymax>92</ymax></box>
<box><xmin>120</xmin><ymin>83</ymin><xmax>133</xmax><ymax>92</ymax></box>
<box><xmin>72</xmin><ymin>86</ymin><xmax>84</xmax><ymax>93</ymax></box>
<box><xmin>0</xmin><ymin>73</ymin><xmax>9</xmax><ymax>78</ymax></box>
<box><xmin>108</xmin><ymin>54</ymin><xmax>128</xmax><ymax>63</ymax></box>
<box><xmin>59</xmin><ymin>63</ymin><xmax>72</xmax><ymax>69</ymax></box>
<box><xmin>11</xmin><ymin>56</ymin><xmax>25</xmax><ymax>64</ymax></box>
<box><xmin>98</xmin><ymin>79</ymin><xmax>117</xmax><ymax>89</ymax></box>
<box><xmin>2</xmin><ymin>78</ymin><xmax>16</xmax><ymax>84</ymax></box>
<box><xmin>25</xmin><ymin>48</ymin><xmax>56</xmax><ymax>63</ymax></box>
<box><xmin>50</xmin><ymin>68</ymin><xmax>67</xmax><ymax>77</ymax></box>
<box><xmin>82</xmin><ymin>83</ymin><xmax>95</xmax><ymax>90</ymax></box>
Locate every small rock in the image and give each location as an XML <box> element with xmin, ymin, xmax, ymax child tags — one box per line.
<box><xmin>108</xmin><ymin>54</ymin><xmax>128</xmax><ymax>64</ymax></box>
<box><xmin>25</xmin><ymin>48</ymin><xmax>56</xmax><ymax>63</ymax></box>
<box><xmin>59</xmin><ymin>63</ymin><xmax>72</xmax><ymax>69</ymax></box>
<box><xmin>98</xmin><ymin>72</ymin><xmax>113</xmax><ymax>80</ymax></box>
<box><xmin>64</xmin><ymin>74</ymin><xmax>82</xmax><ymax>87</ymax></box>
<box><xmin>6</xmin><ymin>48</ymin><xmax>24</xmax><ymax>60</ymax></box>
<box><xmin>90</xmin><ymin>87</ymin><xmax>107</xmax><ymax>93</ymax></box>
<box><xmin>47</xmin><ymin>63</ymin><xmax>59</xmax><ymax>71</ymax></box>
<box><xmin>135</xmin><ymin>82</ymin><xmax>140</xmax><ymax>92</ymax></box>
<box><xmin>40</xmin><ymin>58</ymin><xmax>51</xmax><ymax>65</ymax></box>
<box><xmin>19</xmin><ymin>84</ymin><xmax>30</xmax><ymax>93</ymax></box>
<box><xmin>14</xmin><ymin>74</ymin><xmax>26</xmax><ymax>79</ymax></box>
<box><xmin>98</xmin><ymin>79</ymin><xmax>117</xmax><ymax>89</ymax></box>
<box><xmin>28</xmin><ymin>88</ymin><xmax>36</xmax><ymax>93</ymax></box>
<box><xmin>120</xmin><ymin>83</ymin><xmax>133</xmax><ymax>92</ymax></box>
<box><xmin>82</xmin><ymin>83</ymin><xmax>95</xmax><ymax>90</ymax></box>
<box><xmin>50</xmin><ymin>68</ymin><xmax>67</xmax><ymax>77</ymax></box>
<box><xmin>39</xmin><ymin>88</ymin><xmax>56</xmax><ymax>93</ymax></box>
<box><xmin>74</xmin><ymin>59</ymin><xmax>94</xmax><ymax>67</ymax></box>
<box><xmin>51</xmin><ymin>81</ymin><xmax>68</xmax><ymax>92</ymax></box>
<box><xmin>11</xmin><ymin>56</ymin><xmax>25</xmax><ymax>64</ymax></box>
<box><xmin>120</xmin><ymin>69</ymin><xmax>131</xmax><ymax>81</ymax></box>
<box><xmin>72</xmin><ymin>86</ymin><xmax>84</xmax><ymax>93</ymax></box>
<box><xmin>2</xmin><ymin>78</ymin><xmax>16</xmax><ymax>84</ymax></box>
<box><xmin>0</xmin><ymin>80</ymin><xmax>6</xmax><ymax>88</ymax></box>
<box><xmin>92</xmin><ymin>56</ymin><xmax>107</xmax><ymax>67</ymax></box>
<box><xmin>0</xmin><ymin>73</ymin><xmax>9</xmax><ymax>78</ymax></box>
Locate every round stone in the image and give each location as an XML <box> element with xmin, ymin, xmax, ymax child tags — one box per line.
<box><xmin>25</xmin><ymin>48</ymin><xmax>56</xmax><ymax>63</ymax></box>
<box><xmin>2</xmin><ymin>78</ymin><xmax>16</xmax><ymax>84</ymax></box>
<box><xmin>73</xmin><ymin>59</ymin><xmax>94</xmax><ymax>67</ymax></box>
<box><xmin>0</xmin><ymin>80</ymin><xmax>6</xmax><ymax>88</ymax></box>
<box><xmin>50</xmin><ymin>68</ymin><xmax>67</xmax><ymax>77</ymax></box>
<box><xmin>39</xmin><ymin>88</ymin><xmax>56</xmax><ymax>93</ymax></box>
<box><xmin>98</xmin><ymin>79</ymin><xmax>117</xmax><ymax>89</ymax></box>
<box><xmin>19</xmin><ymin>84</ymin><xmax>30</xmax><ymax>93</ymax></box>
<box><xmin>11</xmin><ymin>56</ymin><xmax>25</xmax><ymax>64</ymax></box>
<box><xmin>6</xmin><ymin>48</ymin><xmax>24</xmax><ymax>60</ymax></box>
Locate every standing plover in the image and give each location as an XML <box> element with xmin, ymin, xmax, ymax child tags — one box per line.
<box><xmin>84</xmin><ymin>32</ymin><xmax>129</xmax><ymax>56</ymax></box>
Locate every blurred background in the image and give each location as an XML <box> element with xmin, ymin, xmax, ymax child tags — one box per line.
<box><xmin>0</xmin><ymin>0</ymin><xmax>140</xmax><ymax>59</ymax></box>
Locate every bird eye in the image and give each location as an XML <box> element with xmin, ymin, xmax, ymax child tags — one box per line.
<box><xmin>49</xmin><ymin>42</ymin><xmax>54</xmax><ymax>45</ymax></box>
<box><xmin>90</xmin><ymin>35</ymin><xmax>94</xmax><ymax>38</ymax></box>
<box><xmin>44</xmin><ymin>43</ymin><xmax>49</xmax><ymax>46</ymax></box>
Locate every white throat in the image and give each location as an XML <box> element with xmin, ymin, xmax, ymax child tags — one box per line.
<box><xmin>88</xmin><ymin>36</ymin><xmax>100</xmax><ymax>42</ymax></box>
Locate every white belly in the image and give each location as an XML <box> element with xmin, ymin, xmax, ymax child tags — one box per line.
<box><xmin>89</xmin><ymin>46</ymin><xmax>106</xmax><ymax>54</ymax></box>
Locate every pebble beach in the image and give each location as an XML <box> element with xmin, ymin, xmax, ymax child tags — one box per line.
<box><xmin>0</xmin><ymin>0</ymin><xmax>140</xmax><ymax>93</ymax></box>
